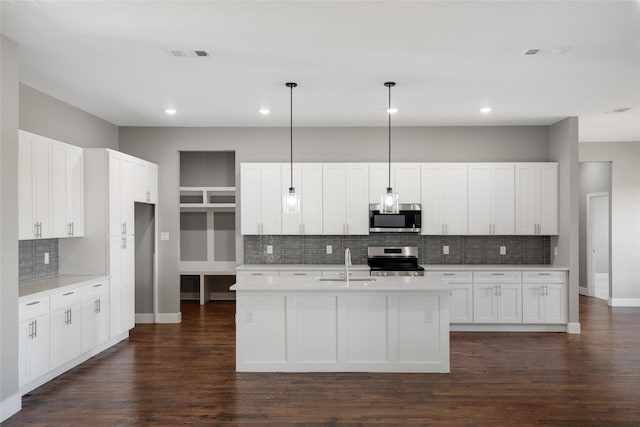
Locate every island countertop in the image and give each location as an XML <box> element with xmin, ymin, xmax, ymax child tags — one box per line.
<box><xmin>230</xmin><ymin>274</ymin><xmax>450</xmax><ymax>292</ymax></box>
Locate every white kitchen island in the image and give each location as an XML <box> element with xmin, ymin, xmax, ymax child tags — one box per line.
<box><xmin>230</xmin><ymin>275</ymin><xmax>451</xmax><ymax>373</ymax></box>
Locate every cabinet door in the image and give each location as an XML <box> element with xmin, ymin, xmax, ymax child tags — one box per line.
<box><xmin>467</xmin><ymin>165</ymin><xmax>493</xmax><ymax>235</ymax></box>
<box><xmin>420</xmin><ymin>164</ymin><xmax>444</xmax><ymax>235</ymax></box>
<box><xmin>345</xmin><ymin>164</ymin><xmax>369</xmax><ymax>235</ymax></box>
<box><xmin>450</xmin><ymin>284</ymin><xmax>473</xmax><ymax>323</ymax></box>
<box><xmin>122</xmin><ymin>235</ymin><xmax>136</xmax><ymax>332</ymax></box>
<box><xmin>82</xmin><ymin>294</ymin><xmax>109</xmax><ymax>352</ymax></box>
<box><xmin>301</xmin><ymin>164</ymin><xmax>323</xmax><ymax>235</ymax></box>
<box><xmin>544</xmin><ymin>283</ymin><xmax>567</xmax><ymax>323</ymax></box>
<box><xmin>369</xmin><ymin>163</ymin><xmax>393</xmax><ymax>204</ymax></box>
<box><xmin>32</xmin><ymin>135</ymin><xmax>52</xmax><ymax>238</ymax></box>
<box><xmin>120</xmin><ymin>155</ymin><xmax>135</xmax><ymax>235</ymax></box>
<box><xmin>67</xmin><ymin>145</ymin><xmax>84</xmax><ymax>236</ymax></box>
<box><xmin>19</xmin><ymin>132</ymin><xmax>35</xmax><ymax>239</ymax></box>
<box><xmin>473</xmin><ymin>283</ymin><xmax>498</xmax><ymax>323</ymax></box>
<box><xmin>134</xmin><ymin>159</ymin><xmax>148</xmax><ymax>203</ymax></box>
<box><xmin>395</xmin><ymin>163</ymin><xmax>421</xmax><ymax>204</ymax></box>
<box><xmin>538</xmin><ymin>164</ymin><xmax>558</xmax><ymax>235</ymax></box>
<box><xmin>498</xmin><ymin>283</ymin><xmax>522</xmax><ymax>323</ymax></box>
<box><xmin>19</xmin><ymin>316</ymin><xmax>50</xmax><ymax>387</ymax></box>
<box><xmin>323</xmin><ymin>164</ymin><xmax>346</xmax><ymax>235</ymax></box>
<box><xmin>51</xmin><ymin>141</ymin><xmax>68</xmax><ymax>238</ymax></box>
<box><xmin>515</xmin><ymin>164</ymin><xmax>538</xmax><ymax>235</ymax></box>
<box><xmin>108</xmin><ymin>152</ymin><xmax>123</xmax><ymax>235</ymax></box>
<box><xmin>147</xmin><ymin>163</ymin><xmax>158</xmax><ymax>204</ymax></box>
<box><xmin>522</xmin><ymin>283</ymin><xmax>545</xmax><ymax>323</ymax></box>
<box><xmin>260</xmin><ymin>164</ymin><xmax>282</xmax><ymax>235</ymax></box>
<box><xmin>109</xmin><ymin>235</ymin><xmax>123</xmax><ymax>338</ymax></box>
<box><xmin>442</xmin><ymin>164</ymin><xmax>468</xmax><ymax>235</ymax></box>
<box><xmin>240</xmin><ymin>163</ymin><xmax>261</xmax><ymax>235</ymax></box>
<box><xmin>281</xmin><ymin>164</ymin><xmax>303</xmax><ymax>235</ymax></box>
<box><xmin>50</xmin><ymin>304</ymin><xmax>82</xmax><ymax>369</ymax></box>
<box><xmin>492</xmin><ymin>164</ymin><xmax>515</xmax><ymax>235</ymax></box>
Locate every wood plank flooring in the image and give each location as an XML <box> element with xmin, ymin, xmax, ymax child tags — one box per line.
<box><xmin>5</xmin><ymin>296</ymin><xmax>640</xmax><ymax>426</ymax></box>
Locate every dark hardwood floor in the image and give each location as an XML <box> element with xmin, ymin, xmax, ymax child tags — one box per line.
<box><xmin>5</xmin><ymin>296</ymin><xmax>640</xmax><ymax>426</ymax></box>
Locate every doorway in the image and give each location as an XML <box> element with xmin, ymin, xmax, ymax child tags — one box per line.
<box><xmin>587</xmin><ymin>193</ymin><xmax>610</xmax><ymax>301</ymax></box>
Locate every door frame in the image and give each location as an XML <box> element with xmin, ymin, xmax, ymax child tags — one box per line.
<box><xmin>586</xmin><ymin>192</ymin><xmax>610</xmax><ymax>300</ymax></box>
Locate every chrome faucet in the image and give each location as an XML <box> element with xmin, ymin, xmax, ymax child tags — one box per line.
<box><xmin>344</xmin><ymin>248</ymin><xmax>352</xmax><ymax>284</ymax></box>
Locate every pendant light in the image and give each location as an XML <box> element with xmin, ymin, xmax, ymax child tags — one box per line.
<box><xmin>381</xmin><ymin>81</ymin><xmax>399</xmax><ymax>214</ymax></box>
<box><xmin>283</xmin><ymin>82</ymin><xmax>301</xmax><ymax>214</ymax></box>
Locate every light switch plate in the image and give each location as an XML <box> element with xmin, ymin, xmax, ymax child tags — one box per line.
<box><xmin>500</xmin><ymin>246</ymin><xmax>506</xmax><ymax>255</ymax></box>
<box><xmin>266</xmin><ymin>245</ymin><xmax>273</xmax><ymax>254</ymax></box>
<box><xmin>160</xmin><ymin>232</ymin><xmax>170</xmax><ymax>241</ymax></box>
<box><xmin>326</xmin><ymin>245</ymin><xmax>332</xmax><ymax>254</ymax></box>
<box><xmin>443</xmin><ymin>245</ymin><xmax>449</xmax><ymax>255</ymax></box>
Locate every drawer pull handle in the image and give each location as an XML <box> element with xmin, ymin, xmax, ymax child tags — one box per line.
<box><xmin>491</xmin><ymin>273</ymin><xmax>504</xmax><ymax>276</ymax></box>
<box><xmin>251</xmin><ymin>273</ymin><xmax>263</xmax><ymax>276</ymax></box>
<box><xmin>63</xmin><ymin>292</ymin><xmax>75</xmax><ymax>296</ymax></box>
<box><xmin>537</xmin><ymin>273</ymin><xmax>551</xmax><ymax>276</ymax></box>
<box><xmin>93</xmin><ymin>284</ymin><xmax>103</xmax><ymax>287</ymax></box>
<box><xmin>26</xmin><ymin>301</ymin><xmax>41</xmax><ymax>306</ymax></box>
<box><xmin>293</xmin><ymin>273</ymin><xmax>306</xmax><ymax>276</ymax></box>
<box><xmin>443</xmin><ymin>273</ymin><xmax>456</xmax><ymax>276</ymax></box>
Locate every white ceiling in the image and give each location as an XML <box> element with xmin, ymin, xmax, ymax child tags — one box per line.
<box><xmin>2</xmin><ymin>1</ymin><xmax>639</xmax><ymax>142</ymax></box>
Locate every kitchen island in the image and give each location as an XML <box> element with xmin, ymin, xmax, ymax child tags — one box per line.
<box><xmin>230</xmin><ymin>274</ymin><xmax>450</xmax><ymax>373</ymax></box>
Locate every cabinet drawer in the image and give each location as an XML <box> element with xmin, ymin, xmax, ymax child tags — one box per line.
<box><xmin>473</xmin><ymin>271</ymin><xmax>522</xmax><ymax>283</ymax></box>
<box><xmin>50</xmin><ymin>288</ymin><xmax>82</xmax><ymax>311</ymax></box>
<box><xmin>280</xmin><ymin>271</ymin><xmax>322</xmax><ymax>277</ymax></box>
<box><xmin>81</xmin><ymin>281</ymin><xmax>109</xmax><ymax>299</ymax></box>
<box><xmin>427</xmin><ymin>271</ymin><xmax>472</xmax><ymax>283</ymax></box>
<box><xmin>236</xmin><ymin>271</ymin><xmax>275</xmax><ymax>278</ymax></box>
<box><xmin>523</xmin><ymin>271</ymin><xmax>565</xmax><ymax>283</ymax></box>
<box><xmin>19</xmin><ymin>296</ymin><xmax>50</xmax><ymax>322</ymax></box>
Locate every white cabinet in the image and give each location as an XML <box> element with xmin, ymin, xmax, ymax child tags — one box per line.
<box><xmin>19</xmin><ymin>131</ymin><xmax>52</xmax><ymax>239</ymax></box>
<box><xmin>81</xmin><ymin>283</ymin><xmax>110</xmax><ymax>352</ymax></box>
<box><xmin>109</xmin><ymin>235</ymin><xmax>135</xmax><ymax>338</ymax></box>
<box><xmin>473</xmin><ymin>272</ymin><xmax>522</xmax><ymax>323</ymax></box>
<box><xmin>421</xmin><ymin>163</ymin><xmax>468</xmax><ymax>235</ymax></box>
<box><xmin>134</xmin><ymin>158</ymin><xmax>158</xmax><ymax>204</ymax></box>
<box><xmin>468</xmin><ymin>163</ymin><xmax>515</xmax><ymax>235</ymax></box>
<box><xmin>515</xmin><ymin>163</ymin><xmax>558</xmax><ymax>235</ymax></box>
<box><xmin>323</xmin><ymin>163</ymin><xmax>369</xmax><ymax>235</ymax></box>
<box><xmin>108</xmin><ymin>151</ymin><xmax>135</xmax><ymax>236</ymax></box>
<box><xmin>427</xmin><ymin>271</ymin><xmax>473</xmax><ymax>323</ymax></box>
<box><xmin>51</xmin><ymin>140</ymin><xmax>84</xmax><ymax>238</ymax></box>
<box><xmin>49</xmin><ymin>289</ymin><xmax>82</xmax><ymax>369</ymax></box>
<box><xmin>240</xmin><ymin>163</ymin><xmax>282</xmax><ymax>235</ymax></box>
<box><xmin>522</xmin><ymin>271</ymin><xmax>567</xmax><ymax>324</ymax></box>
<box><xmin>369</xmin><ymin>163</ymin><xmax>420</xmax><ymax>204</ymax></box>
<box><xmin>281</xmin><ymin>163</ymin><xmax>323</xmax><ymax>235</ymax></box>
<box><xmin>18</xmin><ymin>296</ymin><xmax>50</xmax><ymax>388</ymax></box>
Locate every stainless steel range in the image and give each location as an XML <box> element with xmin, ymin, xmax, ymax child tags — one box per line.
<box><xmin>367</xmin><ymin>246</ymin><xmax>425</xmax><ymax>277</ymax></box>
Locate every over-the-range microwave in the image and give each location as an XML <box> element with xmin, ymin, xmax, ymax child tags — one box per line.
<box><xmin>369</xmin><ymin>203</ymin><xmax>421</xmax><ymax>233</ymax></box>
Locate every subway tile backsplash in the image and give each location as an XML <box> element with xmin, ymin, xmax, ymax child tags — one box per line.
<box><xmin>244</xmin><ymin>235</ymin><xmax>551</xmax><ymax>265</ymax></box>
<box><xmin>19</xmin><ymin>239</ymin><xmax>59</xmax><ymax>282</ymax></box>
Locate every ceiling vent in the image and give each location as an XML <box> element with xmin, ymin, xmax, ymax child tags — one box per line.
<box><xmin>522</xmin><ymin>48</ymin><xmax>541</xmax><ymax>56</ymax></box>
<box><xmin>607</xmin><ymin>107</ymin><xmax>631</xmax><ymax>114</ymax></box>
<box><xmin>166</xmin><ymin>49</ymin><xmax>211</xmax><ymax>58</ymax></box>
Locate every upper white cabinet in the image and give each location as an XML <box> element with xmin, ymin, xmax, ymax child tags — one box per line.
<box><xmin>240</xmin><ymin>163</ymin><xmax>282</xmax><ymax>235</ymax></box>
<box><xmin>108</xmin><ymin>151</ymin><xmax>135</xmax><ymax>237</ymax></box>
<box><xmin>515</xmin><ymin>163</ymin><xmax>558</xmax><ymax>235</ymax></box>
<box><xmin>369</xmin><ymin>163</ymin><xmax>420</xmax><ymax>204</ymax></box>
<box><xmin>468</xmin><ymin>163</ymin><xmax>515</xmax><ymax>235</ymax></box>
<box><xmin>282</xmin><ymin>163</ymin><xmax>323</xmax><ymax>235</ymax></box>
<box><xmin>19</xmin><ymin>130</ymin><xmax>84</xmax><ymax>240</ymax></box>
<box><xmin>323</xmin><ymin>163</ymin><xmax>369</xmax><ymax>235</ymax></box>
<box><xmin>421</xmin><ymin>163</ymin><xmax>467</xmax><ymax>235</ymax></box>
<box><xmin>134</xmin><ymin>158</ymin><xmax>158</xmax><ymax>204</ymax></box>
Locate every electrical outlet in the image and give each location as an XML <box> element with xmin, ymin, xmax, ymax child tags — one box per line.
<box><xmin>443</xmin><ymin>245</ymin><xmax>449</xmax><ymax>255</ymax></box>
<box><xmin>266</xmin><ymin>245</ymin><xmax>273</xmax><ymax>254</ymax></box>
<box><xmin>554</xmin><ymin>246</ymin><xmax>558</xmax><ymax>256</ymax></box>
<box><xmin>500</xmin><ymin>246</ymin><xmax>506</xmax><ymax>255</ymax></box>
<box><xmin>44</xmin><ymin>252</ymin><xmax>49</xmax><ymax>265</ymax></box>
<box><xmin>424</xmin><ymin>311</ymin><xmax>433</xmax><ymax>323</ymax></box>
<box><xmin>246</xmin><ymin>311</ymin><xmax>254</xmax><ymax>323</ymax></box>
<box><xmin>326</xmin><ymin>245</ymin><xmax>332</xmax><ymax>254</ymax></box>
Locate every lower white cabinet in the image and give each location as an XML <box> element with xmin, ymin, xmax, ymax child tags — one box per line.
<box><xmin>427</xmin><ymin>271</ymin><xmax>473</xmax><ymax>323</ymax></box>
<box><xmin>81</xmin><ymin>284</ymin><xmax>110</xmax><ymax>352</ymax></box>
<box><xmin>109</xmin><ymin>235</ymin><xmax>135</xmax><ymax>338</ymax></box>
<box><xmin>522</xmin><ymin>271</ymin><xmax>567</xmax><ymax>324</ymax></box>
<box><xmin>18</xmin><ymin>311</ymin><xmax>50</xmax><ymax>388</ymax></box>
<box><xmin>50</xmin><ymin>289</ymin><xmax>82</xmax><ymax>370</ymax></box>
<box><xmin>473</xmin><ymin>272</ymin><xmax>522</xmax><ymax>323</ymax></box>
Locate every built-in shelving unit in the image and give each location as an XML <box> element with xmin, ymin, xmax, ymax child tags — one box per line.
<box><xmin>179</xmin><ymin>186</ymin><xmax>236</xmax><ymax>211</ymax></box>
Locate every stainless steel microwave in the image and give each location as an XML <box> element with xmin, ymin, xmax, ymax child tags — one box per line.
<box><xmin>369</xmin><ymin>204</ymin><xmax>421</xmax><ymax>233</ymax></box>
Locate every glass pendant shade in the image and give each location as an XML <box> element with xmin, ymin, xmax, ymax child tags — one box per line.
<box><xmin>283</xmin><ymin>186</ymin><xmax>301</xmax><ymax>214</ymax></box>
<box><xmin>380</xmin><ymin>187</ymin><xmax>399</xmax><ymax>214</ymax></box>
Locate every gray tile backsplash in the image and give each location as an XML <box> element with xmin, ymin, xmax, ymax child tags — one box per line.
<box><xmin>244</xmin><ymin>235</ymin><xmax>552</xmax><ymax>265</ymax></box>
<box><xmin>19</xmin><ymin>239</ymin><xmax>59</xmax><ymax>282</ymax></box>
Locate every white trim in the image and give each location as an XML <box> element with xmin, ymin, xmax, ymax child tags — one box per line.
<box><xmin>155</xmin><ymin>312</ymin><xmax>182</xmax><ymax>323</ymax></box>
<box><xmin>566</xmin><ymin>322</ymin><xmax>581</xmax><ymax>334</ymax></box>
<box><xmin>450</xmin><ymin>324</ymin><xmax>567</xmax><ymax>333</ymax></box>
<box><xmin>0</xmin><ymin>392</ymin><xmax>21</xmax><ymax>422</ymax></box>
<box><xmin>586</xmin><ymin>192</ymin><xmax>610</xmax><ymax>301</ymax></box>
<box><xmin>579</xmin><ymin>286</ymin><xmax>591</xmax><ymax>296</ymax></box>
<box><xmin>135</xmin><ymin>313</ymin><xmax>155</xmax><ymax>323</ymax></box>
<box><xmin>609</xmin><ymin>298</ymin><xmax>640</xmax><ymax>307</ymax></box>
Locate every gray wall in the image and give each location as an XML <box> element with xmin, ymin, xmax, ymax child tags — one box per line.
<box><xmin>19</xmin><ymin>84</ymin><xmax>118</xmax><ymax>150</ymax></box>
<box><xmin>578</xmin><ymin>162</ymin><xmax>611</xmax><ymax>289</ymax></box>
<box><xmin>549</xmin><ymin>117</ymin><xmax>580</xmax><ymax>324</ymax></box>
<box><xmin>1</xmin><ymin>34</ymin><xmax>20</xmax><ymax>417</ymax></box>
<box><xmin>119</xmin><ymin>125</ymin><xmax>550</xmax><ymax>314</ymax></box>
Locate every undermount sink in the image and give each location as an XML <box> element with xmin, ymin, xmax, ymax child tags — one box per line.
<box><xmin>316</xmin><ymin>277</ymin><xmax>376</xmax><ymax>282</ymax></box>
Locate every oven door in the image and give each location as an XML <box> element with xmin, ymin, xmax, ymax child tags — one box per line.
<box><xmin>369</xmin><ymin>204</ymin><xmax>421</xmax><ymax>233</ymax></box>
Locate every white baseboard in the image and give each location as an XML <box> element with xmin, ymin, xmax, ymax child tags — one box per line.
<box><xmin>450</xmin><ymin>324</ymin><xmax>567</xmax><ymax>333</ymax></box>
<box><xmin>566</xmin><ymin>322</ymin><xmax>581</xmax><ymax>334</ymax></box>
<box><xmin>155</xmin><ymin>312</ymin><xmax>182</xmax><ymax>323</ymax></box>
<box><xmin>135</xmin><ymin>313</ymin><xmax>155</xmax><ymax>323</ymax></box>
<box><xmin>579</xmin><ymin>286</ymin><xmax>591</xmax><ymax>296</ymax></box>
<box><xmin>609</xmin><ymin>298</ymin><xmax>640</xmax><ymax>307</ymax></box>
<box><xmin>0</xmin><ymin>392</ymin><xmax>21</xmax><ymax>423</ymax></box>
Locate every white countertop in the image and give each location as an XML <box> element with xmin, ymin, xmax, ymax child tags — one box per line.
<box><xmin>421</xmin><ymin>264</ymin><xmax>569</xmax><ymax>271</ymax></box>
<box><xmin>231</xmin><ymin>275</ymin><xmax>450</xmax><ymax>292</ymax></box>
<box><xmin>236</xmin><ymin>264</ymin><xmax>370</xmax><ymax>272</ymax></box>
<box><xmin>19</xmin><ymin>274</ymin><xmax>110</xmax><ymax>299</ymax></box>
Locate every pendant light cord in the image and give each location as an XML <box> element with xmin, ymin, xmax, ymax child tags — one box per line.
<box><xmin>290</xmin><ymin>83</ymin><xmax>293</xmax><ymax>188</ymax></box>
<box><xmin>388</xmin><ymin>83</ymin><xmax>391</xmax><ymax>189</ymax></box>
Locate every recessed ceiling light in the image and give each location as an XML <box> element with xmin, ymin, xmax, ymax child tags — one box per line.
<box><xmin>165</xmin><ymin>108</ymin><xmax>177</xmax><ymax>115</ymax></box>
<box><xmin>387</xmin><ymin>108</ymin><xmax>398</xmax><ymax>114</ymax></box>
<box><xmin>522</xmin><ymin>48</ymin><xmax>541</xmax><ymax>56</ymax></box>
<box><xmin>480</xmin><ymin>107</ymin><xmax>492</xmax><ymax>114</ymax></box>
<box><xmin>258</xmin><ymin>108</ymin><xmax>270</xmax><ymax>115</ymax></box>
<box><xmin>606</xmin><ymin>107</ymin><xmax>631</xmax><ymax>114</ymax></box>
